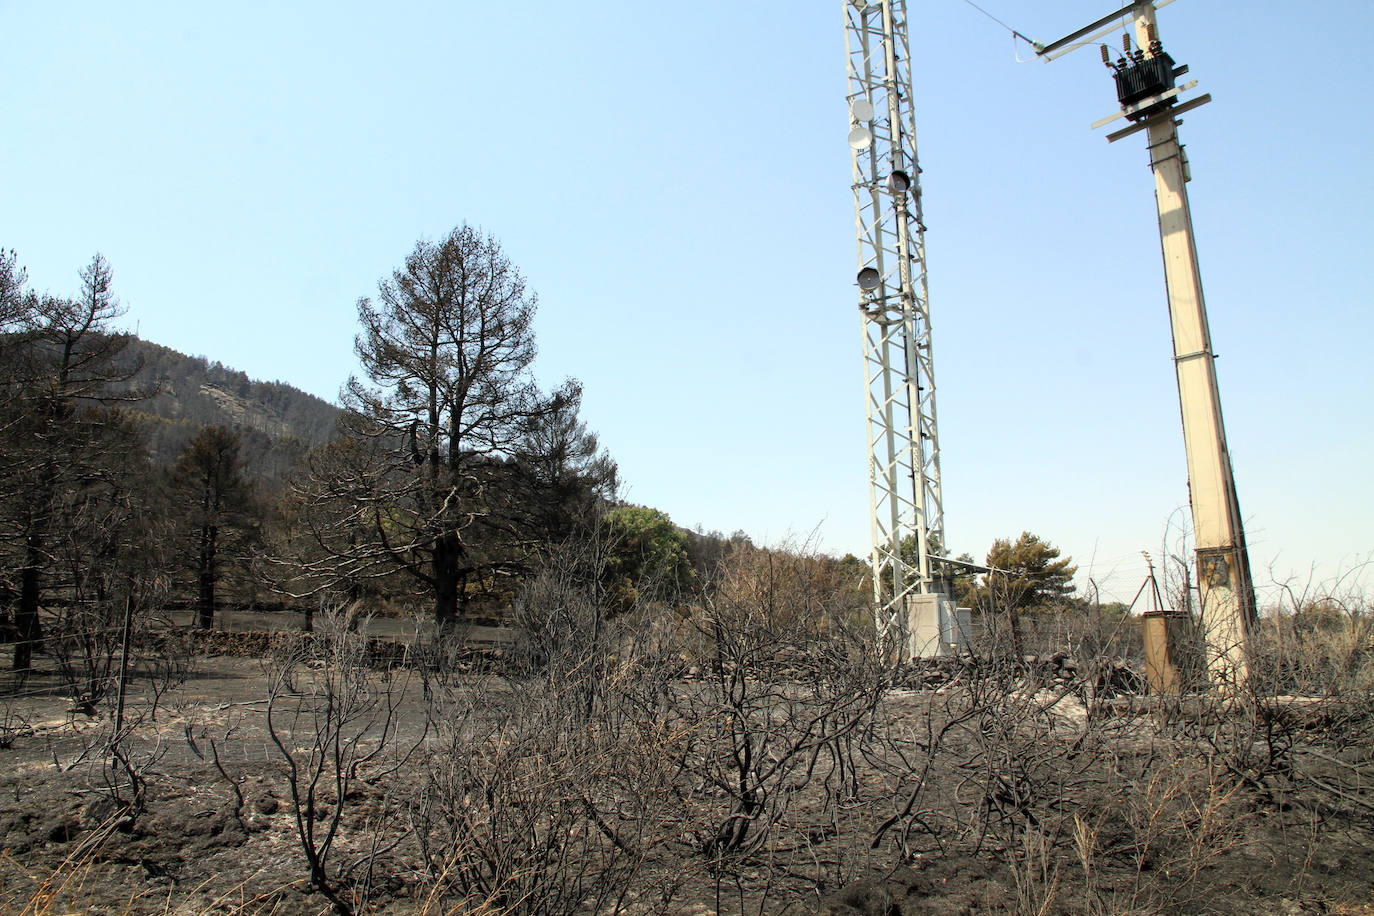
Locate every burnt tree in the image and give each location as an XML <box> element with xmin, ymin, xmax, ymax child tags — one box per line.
<box><xmin>172</xmin><ymin>425</ymin><xmax>256</xmax><ymax>628</ymax></box>
<box><xmin>0</xmin><ymin>254</ymin><xmax>143</xmax><ymax>670</ymax></box>
<box><xmin>298</xmin><ymin>226</ymin><xmax>609</xmax><ymax>626</ymax></box>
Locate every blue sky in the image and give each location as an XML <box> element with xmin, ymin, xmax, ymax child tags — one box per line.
<box><xmin>4</xmin><ymin>2</ymin><xmax>1371</xmax><ymax>606</ymax></box>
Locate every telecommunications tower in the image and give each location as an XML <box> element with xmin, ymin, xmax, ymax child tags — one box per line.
<box><xmin>845</xmin><ymin>0</ymin><xmax>954</xmax><ymax>659</ymax></box>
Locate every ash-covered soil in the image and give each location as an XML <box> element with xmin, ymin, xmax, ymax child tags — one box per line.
<box><xmin>1</xmin><ymin>647</ymin><xmax>1371</xmax><ymax>916</ymax></box>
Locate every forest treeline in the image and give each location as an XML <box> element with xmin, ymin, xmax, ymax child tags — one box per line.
<box><xmin>0</xmin><ymin>235</ymin><xmax>1121</xmax><ymax>676</ymax></box>
<box><xmin>0</xmin><ymin>238</ymin><xmax>883</xmax><ymax>673</ymax></box>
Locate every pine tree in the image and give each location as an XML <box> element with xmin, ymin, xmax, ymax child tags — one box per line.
<box><xmin>978</xmin><ymin>531</ymin><xmax>1077</xmax><ymax>613</ymax></box>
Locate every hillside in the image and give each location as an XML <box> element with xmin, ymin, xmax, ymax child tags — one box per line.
<box><xmin>114</xmin><ymin>337</ymin><xmax>340</xmax><ymax>483</ymax></box>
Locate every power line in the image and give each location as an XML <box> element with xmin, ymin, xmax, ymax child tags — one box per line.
<box><xmin>959</xmin><ymin>0</ymin><xmax>1039</xmax><ymax>48</ymax></box>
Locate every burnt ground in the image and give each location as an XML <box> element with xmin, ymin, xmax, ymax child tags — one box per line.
<box><xmin>0</xmin><ymin>641</ymin><xmax>1371</xmax><ymax>916</ymax></box>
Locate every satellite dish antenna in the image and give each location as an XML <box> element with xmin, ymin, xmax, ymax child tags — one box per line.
<box><xmin>886</xmin><ymin>170</ymin><xmax>911</xmax><ymax>194</ymax></box>
<box><xmin>851</xmin><ymin>98</ymin><xmax>874</xmax><ymax>122</ymax></box>
<box><xmin>857</xmin><ymin>267</ymin><xmax>881</xmax><ymax>291</ymax></box>
<box><xmin>848</xmin><ymin>126</ymin><xmax>873</xmax><ymax>150</ymax></box>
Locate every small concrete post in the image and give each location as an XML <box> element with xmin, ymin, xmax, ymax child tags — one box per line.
<box><xmin>1141</xmin><ymin>610</ymin><xmax>1196</xmax><ymax>694</ymax></box>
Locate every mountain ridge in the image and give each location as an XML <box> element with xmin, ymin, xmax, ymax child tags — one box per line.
<box><xmin>113</xmin><ymin>336</ymin><xmax>341</xmax><ymax>483</ymax></box>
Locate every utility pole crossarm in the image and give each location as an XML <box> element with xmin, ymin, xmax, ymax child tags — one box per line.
<box><xmin>1034</xmin><ymin>0</ymin><xmax>1177</xmax><ymax>61</ymax></box>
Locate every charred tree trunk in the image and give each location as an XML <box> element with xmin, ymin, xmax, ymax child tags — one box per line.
<box><xmin>197</xmin><ymin>523</ymin><xmax>217</xmax><ymax>629</ymax></box>
<box><xmin>13</xmin><ymin>468</ymin><xmax>55</xmax><ymax>672</ymax></box>
<box><xmin>432</xmin><ymin>533</ymin><xmax>464</xmax><ymax>630</ymax></box>
<box><xmin>14</xmin><ymin>538</ymin><xmax>44</xmax><ymax>671</ymax></box>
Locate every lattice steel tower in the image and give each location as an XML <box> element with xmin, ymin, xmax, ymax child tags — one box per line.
<box><xmin>845</xmin><ymin>0</ymin><xmax>948</xmax><ymax>657</ymax></box>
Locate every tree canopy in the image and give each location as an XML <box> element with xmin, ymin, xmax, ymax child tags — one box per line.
<box><xmin>601</xmin><ymin>506</ymin><xmax>694</xmax><ymax>611</ymax></box>
<box><xmin>977</xmin><ymin>531</ymin><xmax>1077</xmax><ymax>613</ymax></box>
<box><xmin>297</xmin><ymin>226</ymin><xmax>613</xmax><ymax>624</ymax></box>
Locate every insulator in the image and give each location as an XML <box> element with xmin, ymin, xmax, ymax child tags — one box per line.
<box><xmin>1100</xmin><ymin>44</ymin><xmax>1112</xmax><ymax>67</ymax></box>
<box><xmin>1122</xmin><ymin>32</ymin><xmax>1132</xmax><ymax>53</ymax></box>
<box><xmin>1146</xmin><ymin>23</ymin><xmax>1158</xmax><ymax>45</ymax></box>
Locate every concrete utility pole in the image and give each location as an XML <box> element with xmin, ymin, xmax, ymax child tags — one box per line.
<box><xmin>1039</xmin><ymin>2</ymin><xmax>1256</xmax><ymax>686</ymax></box>
<box><xmin>844</xmin><ymin>0</ymin><xmax>957</xmax><ymax>661</ymax></box>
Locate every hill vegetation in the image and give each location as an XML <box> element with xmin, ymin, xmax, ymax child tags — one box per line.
<box><xmin>113</xmin><ymin>336</ymin><xmax>340</xmax><ymax>483</ymax></box>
